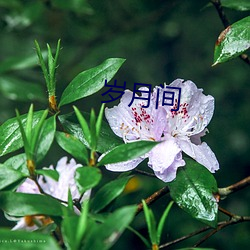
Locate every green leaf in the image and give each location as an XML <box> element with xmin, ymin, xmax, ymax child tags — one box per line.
<box><xmin>76</xmin><ymin>201</ymin><xmax>89</xmax><ymax>248</ymax></box>
<box><xmin>30</xmin><ymin>109</ymin><xmax>49</xmax><ymax>158</ymax></box>
<box><xmin>15</xmin><ymin>109</ymin><xmax>30</xmax><ymax>158</ymax></box>
<box><xmin>56</xmin><ymin>131</ymin><xmax>89</xmax><ymax>165</ymax></box>
<box><xmin>67</xmin><ymin>188</ymin><xmax>74</xmax><ymax>212</ymax></box>
<box><xmin>59</xmin><ymin>112</ymin><xmax>123</xmax><ymax>153</ymax></box>
<box><xmin>0</xmin><ymin>76</ymin><xmax>46</xmax><ymax>102</ymax></box>
<box><xmin>168</xmin><ymin>159</ymin><xmax>218</xmax><ymax>227</ymax></box>
<box><xmin>0</xmin><ymin>164</ymin><xmax>27</xmax><ymax>190</ymax></box>
<box><xmin>73</xmin><ymin>106</ymin><xmax>91</xmax><ymax>147</ymax></box>
<box><xmin>75</xmin><ymin>167</ymin><xmax>102</xmax><ymax>194</ymax></box>
<box><xmin>62</xmin><ymin>215</ymin><xmax>80</xmax><ymax>250</ymax></box>
<box><xmin>62</xmin><ymin>201</ymin><xmax>89</xmax><ymax>250</ymax></box>
<box><xmin>35</xmin><ymin>40</ymin><xmax>50</xmax><ymax>90</ymax></box>
<box><xmin>0</xmin><ymin>192</ymin><xmax>65</xmax><ymax>216</ymax></box>
<box><xmin>0</xmin><ymin>110</ymin><xmax>44</xmax><ymax>157</ymax></box>
<box><xmin>157</xmin><ymin>201</ymin><xmax>174</xmax><ymax>244</ymax></box>
<box><xmin>213</xmin><ymin>16</ymin><xmax>250</xmax><ymax>65</ymax></box>
<box><xmin>59</xmin><ymin>58</ymin><xmax>125</xmax><ymax>106</ymax></box>
<box><xmin>96</xmin><ymin>104</ymin><xmax>105</xmax><ymax>140</ymax></box>
<box><xmin>0</xmin><ymin>228</ymin><xmax>60</xmax><ymax>250</ymax></box>
<box><xmin>36</xmin><ymin>116</ymin><xmax>56</xmax><ymax>162</ymax></box>
<box><xmin>97</xmin><ymin>141</ymin><xmax>159</xmax><ymax>166</ymax></box>
<box><xmin>44</xmin><ymin>40</ymin><xmax>61</xmax><ymax>96</ymax></box>
<box><xmin>89</xmin><ymin>109</ymin><xmax>97</xmax><ymax>150</ymax></box>
<box><xmin>4</xmin><ymin>153</ymin><xmax>28</xmax><ymax>175</ymax></box>
<box><xmin>36</xmin><ymin>169</ymin><xmax>59</xmax><ymax>181</ymax></box>
<box><xmin>83</xmin><ymin>205</ymin><xmax>137</xmax><ymax>250</ymax></box>
<box><xmin>221</xmin><ymin>0</ymin><xmax>250</xmax><ymax>11</ymax></box>
<box><xmin>142</xmin><ymin>200</ymin><xmax>157</xmax><ymax>245</ymax></box>
<box><xmin>25</xmin><ymin>104</ymin><xmax>34</xmax><ymax>143</ymax></box>
<box><xmin>91</xmin><ymin>176</ymin><xmax>132</xmax><ymax>213</ymax></box>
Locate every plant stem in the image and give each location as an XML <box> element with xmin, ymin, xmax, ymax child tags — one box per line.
<box><xmin>218</xmin><ymin>176</ymin><xmax>250</xmax><ymax>198</ymax></box>
<box><xmin>193</xmin><ymin>216</ymin><xmax>250</xmax><ymax>247</ymax></box>
<box><xmin>136</xmin><ymin>186</ymin><xmax>169</xmax><ymax>215</ymax></box>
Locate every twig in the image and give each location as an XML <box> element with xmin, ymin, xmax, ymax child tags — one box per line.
<box><xmin>136</xmin><ymin>186</ymin><xmax>169</xmax><ymax>215</ymax></box>
<box><xmin>159</xmin><ymin>216</ymin><xmax>250</xmax><ymax>249</ymax></box>
<box><xmin>193</xmin><ymin>216</ymin><xmax>250</xmax><ymax>247</ymax></box>
<box><xmin>134</xmin><ymin>169</ymin><xmax>156</xmax><ymax>178</ymax></box>
<box><xmin>218</xmin><ymin>206</ymin><xmax>235</xmax><ymax>218</ymax></box>
<box><xmin>211</xmin><ymin>0</ymin><xmax>230</xmax><ymax>27</ymax></box>
<box><xmin>218</xmin><ymin>176</ymin><xmax>250</xmax><ymax>198</ymax></box>
<box><xmin>159</xmin><ymin>224</ymin><xmax>212</xmax><ymax>249</ymax></box>
<box><xmin>211</xmin><ymin>0</ymin><xmax>250</xmax><ymax>66</ymax></box>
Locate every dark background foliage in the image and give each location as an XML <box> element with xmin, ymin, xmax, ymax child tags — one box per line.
<box><xmin>0</xmin><ymin>0</ymin><xmax>249</xmax><ymax>249</ymax></box>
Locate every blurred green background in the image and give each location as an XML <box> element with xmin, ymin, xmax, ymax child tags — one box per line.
<box><xmin>0</xmin><ymin>0</ymin><xmax>249</xmax><ymax>249</ymax></box>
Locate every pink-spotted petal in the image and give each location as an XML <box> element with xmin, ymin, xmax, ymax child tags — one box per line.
<box><xmin>105</xmin><ymin>90</ymin><xmax>140</xmax><ymax>140</ymax></box>
<box><xmin>179</xmin><ymin>139</ymin><xmax>219</xmax><ymax>173</ymax></box>
<box><xmin>167</xmin><ymin>79</ymin><xmax>214</xmax><ymax>136</ymax></box>
<box><xmin>105</xmin><ymin>89</ymin><xmax>166</xmax><ymax>142</ymax></box>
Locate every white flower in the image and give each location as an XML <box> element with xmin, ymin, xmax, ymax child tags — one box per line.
<box><xmin>103</xmin><ymin>79</ymin><xmax>219</xmax><ymax>182</ymax></box>
<box><xmin>12</xmin><ymin>157</ymin><xmax>90</xmax><ymax>231</ymax></box>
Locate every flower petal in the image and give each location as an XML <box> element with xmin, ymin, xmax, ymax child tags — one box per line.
<box><xmin>105</xmin><ymin>157</ymin><xmax>145</xmax><ymax>172</ymax></box>
<box><xmin>190</xmin><ymin>128</ymin><xmax>208</xmax><ymax>145</ymax></box>
<box><xmin>105</xmin><ymin>89</ymin><xmax>167</xmax><ymax>142</ymax></box>
<box><xmin>166</xmin><ymin>79</ymin><xmax>215</xmax><ymax>136</ymax></box>
<box><xmin>148</xmin><ymin>138</ymin><xmax>185</xmax><ymax>182</ymax></box>
<box><xmin>179</xmin><ymin>139</ymin><xmax>219</xmax><ymax>173</ymax></box>
<box><xmin>39</xmin><ymin>157</ymin><xmax>82</xmax><ymax>201</ymax></box>
<box><xmin>105</xmin><ymin>90</ymin><xmax>140</xmax><ymax>140</ymax></box>
<box><xmin>16</xmin><ymin>178</ymin><xmax>40</xmax><ymax>194</ymax></box>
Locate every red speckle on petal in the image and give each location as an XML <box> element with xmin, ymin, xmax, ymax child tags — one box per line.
<box><xmin>131</xmin><ymin>106</ymin><xmax>153</xmax><ymax>125</ymax></box>
<box><xmin>171</xmin><ymin>101</ymin><xmax>190</xmax><ymax>122</ymax></box>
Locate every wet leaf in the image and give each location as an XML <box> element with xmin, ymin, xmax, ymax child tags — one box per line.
<box><xmin>75</xmin><ymin>167</ymin><xmax>102</xmax><ymax>194</ymax></box>
<box><xmin>0</xmin><ymin>111</ymin><xmax>44</xmax><ymax>157</ymax></box>
<box><xmin>59</xmin><ymin>58</ymin><xmax>125</xmax><ymax>106</ymax></box>
<box><xmin>97</xmin><ymin>141</ymin><xmax>158</xmax><ymax>166</ymax></box>
<box><xmin>37</xmin><ymin>116</ymin><xmax>56</xmax><ymax>162</ymax></box>
<box><xmin>4</xmin><ymin>153</ymin><xmax>28</xmax><ymax>175</ymax></box>
<box><xmin>0</xmin><ymin>164</ymin><xmax>27</xmax><ymax>190</ymax></box>
<box><xmin>0</xmin><ymin>192</ymin><xmax>65</xmax><ymax>216</ymax></box>
<box><xmin>91</xmin><ymin>176</ymin><xmax>132</xmax><ymax>213</ymax></box>
<box><xmin>213</xmin><ymin>16</ymin><xmax>250</xmax><ymax>65</ymax></box>
<box><xmin>56</xmin><ymin>131</ymin><xmax>89</xmax><ymax>165</ymax></box>
<box><xmin>168</xmin><ymin>159</ymin><xmax>218</xmax><ymax>227</ymax></box>
<box><xmin>36</xmin><ymin>169</ymin><xmax>59</xmax><ymax>181</ymax></box>
<box><xmin>59</xmin><ymin>112</ymin><xmax>123</xmax><ymax>153</ymax></box>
